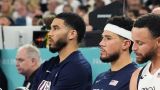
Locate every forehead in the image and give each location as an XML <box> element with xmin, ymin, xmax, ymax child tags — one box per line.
<box><xmin>51</xmin><ymin>18</ymin><xmax>65</xmax><ymax>27</ymax></box>
<box><xmin>127</xmin><ymin>0</ymin><xmax>140</xmax><ymax>4</ymax></box>
<box><xmin>132</xmin><ymin>27</ymin><xmax>153</xmax><ymax>40</ymax></box>
<box><xmin>16</xmin><ymin>48</ymin><xmax>26</xmax><ymax>57</ymax></box>
<box><xmin>102</xmin><ymin>31</ymin><xmax>119</xmax><ymax>37</ymax></box>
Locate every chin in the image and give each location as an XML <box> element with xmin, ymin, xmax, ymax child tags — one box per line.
<box><xmin>19</xmin><ymin>72</ymin><xmax>23</xmax><ymax>75</ymax></box>
<box><xmin>100</xmin><ymin>57</ymin><xmax>105</xmax><ymax>61</ymax></box>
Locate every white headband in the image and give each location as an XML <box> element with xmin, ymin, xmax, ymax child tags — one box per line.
<box><xmin>104</xmin><ymin>23</ymin><xmax>132</xmax><ymax>40</ymax></box>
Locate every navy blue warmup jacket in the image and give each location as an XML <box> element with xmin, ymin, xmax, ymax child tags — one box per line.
<box><xmin>31</xmin><ymin>50</ymin><xmax>92</xmax><ymax>90</ymax></box>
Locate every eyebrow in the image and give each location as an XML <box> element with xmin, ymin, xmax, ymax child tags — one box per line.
<box><xmin>102</xmin><ymin>34</ymin><xmax>112</xmax><ymax>38</ymax></box>
<box><xmin>51</xmin><ymin>25</ymin><xmax>59</xmax><ymax>28</ymax></box>
<box><xmin>135</xmin><ymin>40</ymin><xmax>144</xmax><ymax>43</ymax></box>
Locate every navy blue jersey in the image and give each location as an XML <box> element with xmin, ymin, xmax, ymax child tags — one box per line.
<box><xmin>31</xmin><ymin>51</ymin><xmax>92</xmax><ymax>90</ymax></box>
<box><xmin>92</xmin><ymin>62</ymin><xmax>137</xmax><ymax>90</ymax></box>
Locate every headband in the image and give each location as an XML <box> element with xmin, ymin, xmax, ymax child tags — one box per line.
<box><xmin>104</xmin><ymin>23</ymin><xmax>132</xmax><ymax>40</ymax></box>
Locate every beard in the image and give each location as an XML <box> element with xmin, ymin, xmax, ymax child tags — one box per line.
<box><xmin>100</xmin><ymin>52</ymin><xmax>120</xmax><ymax>63</ymax></box>
<box><xmin>49</xmin><ymin>37</ymin><xmax>67</xmax><ymax>53</ymax></box>
<box><xmin>136</xmin><ymin>49</ymin><xmax>156</xmax><ymax>64</ymax></box>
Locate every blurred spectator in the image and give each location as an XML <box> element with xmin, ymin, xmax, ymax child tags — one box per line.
<box><xmin>16</xmin><ymin>44</ymin><xmax>41</xmax><ymax>89</ymax></box>
<box><xmin>13</xmin><ymin>0</ymin><xmax>27</xmax><ymax>20</ymax></box>
<box><xmin>39</xmin><ymin>0</ymin><xmax>48</xmax><ymax>12</ymax></box>
<box><xmin>79</xmin><ymin>0</ymin><xmax>88</xmax><ymax>5</ymax></box>
<box><xmin>0</xmin><ymin>0</ymin><xmax>13</xmax><ymax>17</ymax></box>
<box><xmin>0</xmin><ymin>67</ymin><xmax>8</xmax><ymax>90</ymax></box>
<box><xmin>126</xmin><ymin>5</ymin><xmax>150</xmax><ymax>21</ymax></box>
<box><xmin>94</xmin><ymin>0</ymin><xmax>105</xmax><ymax>10</ymax></box>
<box><xmin>13</xmin><ymin>0</ymin><xmax>32</xmax><ymax>26</ymax></box>
<box><xmin>89</xmin><ymin>0</ymin><xmax>123</xmax><ymax>30</ymax></box>
<box><xmin>76</xmin><ymin>5</ymin><xmax>89</xmax><ymax>17</ymax></box>
<box><xmin>32</xmin><ymin>15</ymin><xmax>43</xmax><ymax>26</ymax></box>
<box><xmin>126</xmin><ymin>9</ymin><xmax>140</xmax><ymax>21</ymax></box>
<box><xmin>126</xmin><ymin>0</ymin><xmax>142</xmax><ymax>10</ymax></box>
<box><xmin>0</xmin><ymin>16</ymin><xmax>14</xmax><ymax>26</ymax></box>
<box><xmin>67</xmin><ymin>0</ymin><xmax>81</xmax><ymax>12</ymax></box>
<box><xmin>152</xmin><ymin>7</ymin><xmax>160</xmax><ymax>15</ymax></box>
<box><xmin>145</xmin><ymin>0</ymin><xmax>160</xmax><ymax>10</ymax></box>
<box><xmin>76</xmin><ymin>5</ymin><xmax>93</xmax><ymax>32</ymax></box>
<box><xmin>63</xmin><ymin>4</ymin><xmax>73</xmax><ymax>13</ymax></box>
<box><xmin>43</xmin><ymin>0</ymin><xmax>58</xmax><ymax>18</ymax></box>
<box><xmin>41</xmin><ymin>16</ymin><xmax>55</xmax><ymax>30</ymax></box>
<box><xmin>139</xmin><ymin>6</ymin><xmax>151</xmax><ymax>15</ymax></box>
<box><xmin>27</xmin><ymin>0</ymin><xmax>42</xmax><ymax>18</ymax></box>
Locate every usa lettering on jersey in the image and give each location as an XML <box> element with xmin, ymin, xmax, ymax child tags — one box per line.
<box><xmin>38</xmin><ymin>80</ymin><xmax>51</xmax><ymax>90</ymax></box>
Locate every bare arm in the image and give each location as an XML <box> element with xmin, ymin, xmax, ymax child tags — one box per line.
<box><xmin>130</xmin><ymin>68</ymin><xmax>141</xmax><ymax>90</ymax></box>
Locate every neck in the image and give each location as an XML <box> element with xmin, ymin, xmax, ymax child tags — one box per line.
<box><xmin>25</xmin><ymin>71</ymin><xmax>33</xmax><ymax>80</ymax></box>
<box><xmin>150</xmin><ymin>53</ymin><xmax>160</xmax><ymax>74</ymax></box>
<box><xmin>111</xmin><ymin>52</ymin><xmax>131</xmax><ymax>71</ymax></box>
<box><xmin>58</xmin><ymin>42</ymin><xmax>78</xmax><ymax>63</ymax></box>
<box><xmin>25</xmin><ymin>65</ymin><xmax>39</xmax><ymax>80</ymax></box>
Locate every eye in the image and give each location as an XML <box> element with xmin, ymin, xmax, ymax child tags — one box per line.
<box><xmin>16</xmin><ymin>58</ymin><xmax>24</xmax><ymax>62</ymax></box>
<box><xmin>102</xmin><ymin>36</ymin><xmax>112</xmax><ymax>41</ymax></box>
<box><xmin>51</xmin><ymin>25</ymin><xmax>60</xmax><ymax>31</ymax></box>
<box><xmin>106</xmin><ymin>37</ymin><xmax>112</xmax><ymax>40</ymax></box>
<box><xmin>54</xmin><ymin>27</ymin><xmax>59</xmax><ymax>30</ymax></box>
<box><xmin>137</xmin><ymin>41</ymin><xmax>143</xmax><ymax>46</ymax></box>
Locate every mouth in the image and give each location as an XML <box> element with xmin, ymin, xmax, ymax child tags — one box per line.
<box><xmin>100</xmin><ymin>48</ymin><xmax>104</xmax><ymax>52</ymax></box>
<box><xmin>48</xmin><ymin>39</ymin><xmax>54</xmax><ymax>47</ymax></box>
<box><xmin>135</xmin><ymin>52</ymin><xmax>141</xmax><ymax>56</ymax></box>
<box><xmin>17</xmin><ymin>68</ymin><xmax>21</xmax><ymax>72</ymax></box>
<box><xmin>135</xmin><ymin>52</ymin><xmax>142</xmax><ymax>59</ymax></box>
<box><xmin>100</xmin><ymin>48</ymin><xmax>106</xmax><ymax>55</ymax></box>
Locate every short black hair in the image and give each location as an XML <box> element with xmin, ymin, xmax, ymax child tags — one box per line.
<box><xmin>133</xmin><ymin>13</ymin><xmax>160</xmax><ymax>38</ymax></box>
<box><xmin>55</xmin><ymin>13</ymin><xmax>86</xmax><ymax>43</ymax></box>
<box><xmin>107</xmin><ymin>16</ymin><xmax>134</xmax><ymax>53</ymax></box>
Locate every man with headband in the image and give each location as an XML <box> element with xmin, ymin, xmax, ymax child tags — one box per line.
<box><xmin>92</xmin><ymin>16</ymin><xmax>137</xmax><ymax>90</ymax></box>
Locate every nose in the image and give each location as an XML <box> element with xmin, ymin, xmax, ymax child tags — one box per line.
<box><xmin>132</xmin><ymin>42</ymin><xmax>138</xmax><ymax>51</ymax></box>
<box><xmin>48</xmin><ymin>30</ymin><xmax>54</xmax><ymax>39</ymax></box>
<box><xmin>99</xmin><ymin>39</ymin><xmax>104</xmax><ymax>47</ymax></box>
<box><xmin>16</xmin><ymin>62</ymin><xmax>19</xmax><ymax>68</ymax></box>
<box><xmin>48</xmin><ymin>30</ymin><xmax>52</xmax><ymax>37</ymax></box>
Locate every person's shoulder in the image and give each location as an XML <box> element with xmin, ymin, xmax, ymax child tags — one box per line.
<box><xmin>93</xmin><ymin>71</ymin><xmax>108</xmax><ymax>85</ymax></box>
<box><xmin>125</xmin><ymin>62</ymin><xmax>138</xmax><ymax>73</ymax></box>
<box><xmin>61</xmin><ymin>53</ymin><xmax>92</xmax><ymax>76</ymax></box>
<box><xmin>70</xmin><ymin>51</ymin><xmax>91</xmax><ymax>66</ymax></box>
<box><xmin>129</xmin><ymin>68</ymin><xmax>141</xmax><ymax>90</ymax></box>
<box><xmin>40</xmin><ymin>56</ymin><xmax>59</xmax><ymax>71</ymax></box>
<box><xmin>128</xmin><ymin>62</ymin><xmax>138</xmax><ymax>69</ymax></box>
<box><xmin>96</xmin><ymin>71</ymin><xmax>108</xmax><ymax>79</ymax></box>
<box><xmin>132</xmin><ymin>68</ymin><xmax>141</xmax><ymax>79</ymax></box>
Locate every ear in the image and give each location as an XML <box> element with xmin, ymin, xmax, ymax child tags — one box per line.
<box><xmin>31</xmin><ymin>58</ymin><xmax>36</xmax><ymax>66</ymax></box>
<box><xmin>122</xmin><ymin>40</ymin><xmax>131</xmax><ymax>51</ymax></box>
<box><xmin>156</xmin><ymin>37</ymin><xmax>160</xmax><ymax>47</ymax></box>
<box><xmin>68</xmin><ymin>30</ymin><xmax>77</xmax><ymax>40</ymax></box>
